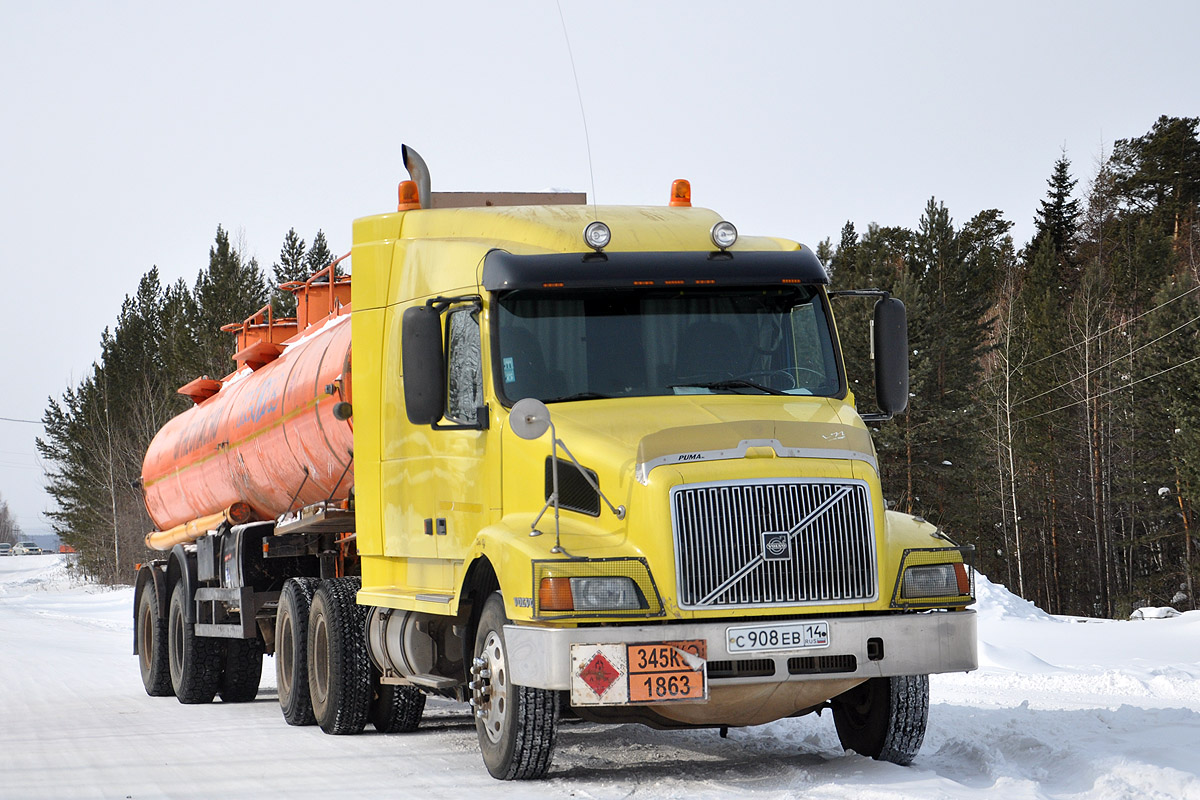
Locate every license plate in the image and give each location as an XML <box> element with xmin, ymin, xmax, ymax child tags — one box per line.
<box><xmin>569</xmin><ymin>639</ymin><xmax>707</xmax><ymax>706</ymax></box>
<box><xmin>726</xmin><ymin>620</ymin><xmax>829</xmax><ymax>654</ymax></box>
<box><xmin>626</xmin><ymin>640</ymin><xmax>707</xmax><ymax>703</ymax></box>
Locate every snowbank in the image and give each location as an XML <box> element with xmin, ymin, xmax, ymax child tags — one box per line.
<box><xmin>2</xmin><ymin>556</ymin><xmax>1198</xmax><ymax>799</ymax></box>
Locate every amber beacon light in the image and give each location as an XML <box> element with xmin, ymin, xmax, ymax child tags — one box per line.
<box><xmin>669</xmin><ymin>179</ymin><xmax>692</xmax><ymax>207</ymax></box>
<box><xmin>397</xmin><ymin>180</ymin><xmax>421</xmax><ymax>211</ymax></box>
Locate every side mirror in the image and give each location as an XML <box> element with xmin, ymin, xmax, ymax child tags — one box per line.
<box><xmin>873</xmin><ymin>297</ymin><xmax>909</xmax><ymax>416</ymax></box>
<box><xmin>402</xmin><ymin>306</ymin><xmax>445</xmax><ymax>425</ymax></box>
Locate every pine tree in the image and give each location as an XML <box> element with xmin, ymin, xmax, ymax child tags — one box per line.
<box><xmin>191</xmin><ymin>226</ymin><xmax>269</xmax><ymax>379</ymax></box>
<box><xmin>306</xmin><ymin>229</ymin><xmax>337</xmax><ymax>275</ymax></box>
<box><xmin>1033</xmin><ymin>153</ymin><xmax>1082</xmax><ymax>270</ymax></box>
<box><xmin>272</xmin><ymin>228</ymin><xmax>308</xmax><ymax>317</ymax></box>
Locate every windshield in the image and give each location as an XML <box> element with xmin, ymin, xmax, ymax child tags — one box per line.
<box><xmin>494</xmin><ymin>286</ymin><xmax>841</xmax><ymax>404</ymax></box>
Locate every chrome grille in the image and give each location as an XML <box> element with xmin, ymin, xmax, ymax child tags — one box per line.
<box><xmin>671</xmin><ymin>480</ymin><xmax>877</xmax><ymax>608</ymax></box>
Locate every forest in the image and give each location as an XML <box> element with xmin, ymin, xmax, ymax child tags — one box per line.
<box><xmin>37</xmin><ymin>115</ymin><xmax>1200</xmax><ymax>618</ymax></box>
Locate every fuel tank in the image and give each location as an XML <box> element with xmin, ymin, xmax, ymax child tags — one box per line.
<box><xmin>141</xmin><ymin>312</ymin><xmax>353</xmax><ymax>534</ymax></box>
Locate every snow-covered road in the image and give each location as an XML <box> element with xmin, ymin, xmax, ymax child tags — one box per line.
<box><xmin>2</xmin><ymin>555</ymin><xmax>1197</xmax><ymax>800</ymax></box>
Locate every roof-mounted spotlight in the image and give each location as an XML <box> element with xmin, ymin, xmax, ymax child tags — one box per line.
<box><xmin>710</xmin><ymin>220</ymin><xmax>738</xmax><ymax>251</ymax></box>
<box><xmin>584</xmin><ymin>220</ymin><xmax>611</xmax><ymax>252</ymax></box>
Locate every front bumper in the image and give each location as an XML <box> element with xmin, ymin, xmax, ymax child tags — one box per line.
<box><xmin>505</xmin><ymin>609</ymin><xmax>976</xmax><ymax>690</ymax></box>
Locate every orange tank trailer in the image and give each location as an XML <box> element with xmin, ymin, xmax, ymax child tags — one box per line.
<box><xmin>141</xmin><ymin>265</ymin><xmax>354</xmax><ymax>544</ymax></box>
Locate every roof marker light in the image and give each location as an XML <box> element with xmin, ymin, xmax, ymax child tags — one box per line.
<box><xmin>397</xmin><ymin>180</ymin><xmax>421</xmax><ymax>211</ymax></box>
<box><xmin>669</xmin><ymin>179</ymin><xmax>692</xmax><ymax>207</ymax></box>
<box><xmin>710</xmin><ymin>220</ymin><xmax>738</xmax><ymax>250</ymax></box>
<box><xmin>584</xmin><ymin>220</ymin><xmax>611</xmax><ymax>251</ymax></box>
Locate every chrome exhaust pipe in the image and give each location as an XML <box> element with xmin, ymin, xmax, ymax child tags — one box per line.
<box><xmin>401</xmin><ymin>144</ymin><xmax>431</xmax><ymax>210</ymax></box>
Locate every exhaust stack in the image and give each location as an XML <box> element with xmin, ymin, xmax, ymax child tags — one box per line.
<box><xmin>402</xmin><ymin>144</ymin><xmax>431</xmax><ymax>210</ymax></box>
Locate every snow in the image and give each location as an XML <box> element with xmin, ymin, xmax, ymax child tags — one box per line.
<box><xmin>2</xmin><ymin>556</ymin><xmax>1198</xmax><ymax>799</ymax></box>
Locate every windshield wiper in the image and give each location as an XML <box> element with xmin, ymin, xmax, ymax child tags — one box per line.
<box><xmin>542</xmin><ymin>391</ymin><xmax>613</xmax><ymax>403</ymax></box>
<box><xmin>669</xmin><ymin>379</ymin><xmax>787</xmax><ymax>395</ymax></box>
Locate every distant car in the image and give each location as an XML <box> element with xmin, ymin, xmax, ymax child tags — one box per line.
<box><xmin>0</xmin><ymin>543</ymin><xmax>11</xmax><ymax>556</ymax></box>
<box><xmin>12</xmin><ymin>541</ymin><xmax>41</xmax><ymax>556</ymax></box>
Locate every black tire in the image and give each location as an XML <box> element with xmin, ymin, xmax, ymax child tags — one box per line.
<box><xmin>277</xmin><ymin>577</ymin><xmax>320</xmax><ymax>726</ymax></box>
<box><xmin>370</xmin><ymin>679</ymin><xmax>426</xmax><ymax>733</ymax></box>
<box><xmin>471</xmin><ymin>592</ymin><xmax>559</xmax><ymax>780</ymax></box>
<box><xmin>167</xmin><ymin>581</ymin><xmax>224</xmax><ymax>704</ymax></box>
<box><xmin>220</xmin><ymin>637</ymin><xmax>264</xmax><ymax>703</ymax></box>
<box><xmin>307</xmin><ymin>577</ymin><xmax>371</xmax><ymax>735</ymax></box>
<box><xmin>136</xmin><ymin>579</ymin><xmax>173</xmax><ymax>697</ymax></box>
<box><xmin>831</xmin><ymin>675</ymin><xmax>929</xmax><ymax>766</ymax></box>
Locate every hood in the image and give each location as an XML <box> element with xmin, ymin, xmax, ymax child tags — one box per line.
<box><xmin>537</xmin><ymin>395</ymin><xmax>876</xmax><ymax>485</ymax></box>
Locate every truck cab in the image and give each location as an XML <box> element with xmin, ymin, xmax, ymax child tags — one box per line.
<box><xmin>350</xmin><ymin>181</ymin><xmax>976</xmax><ymax>777</ymax></box>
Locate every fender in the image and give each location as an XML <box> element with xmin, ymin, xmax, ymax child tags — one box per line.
<box><xmin>166</xmin><ymin>543</ymin><xmax>199</xmax><ymax>623</ymax></box>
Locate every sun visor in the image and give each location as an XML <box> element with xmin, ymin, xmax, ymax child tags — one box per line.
<box><xmin>482</xmin><ymin>248</ymin><xmax>829</xmax><ymax>292</ymax></box>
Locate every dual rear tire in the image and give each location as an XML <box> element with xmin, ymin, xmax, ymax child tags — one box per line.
<box><xmin>275</xmin><ymin>576</ymin><xmax>425</xmax><ymax>735</ymax></box>
<box><xmin>137</xmin><ymin>576</ymin><xmax>266</xmax><ymax>704</ymax></box>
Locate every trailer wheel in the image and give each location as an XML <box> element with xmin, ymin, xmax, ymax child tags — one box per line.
<box><xmin>370</xmin><ymin>679</ymin><xmax>426</xmax><ymax>733</ymax></box>
<box><xmin>167</xmin><ymin>581</ymin><xmax>224</xmax><ymax>704</ymax></box>
<box><xmin>136</xmin><ymin>579</ymin><xmax>173</xmax><ymax>697</ymax></box>
<box><xmin>307</xmin><ymin>577</ymin><xmax>371</xmax><ymax>735</ymax></box>
<box><xmin>277</xmin><ymin>577</ymin><xmax>320</xmax><ymax>725</ymax></box>
<box><xmin>471</xmin><ymin>592</ymin><xmax>559</xmax><ymax>780</ymax></box>
<box><xmin>831</xmin><ymin>675</ymin><xmax>929</xmax><ymax>766</ymax></box>
<box><xmin>220</xmin><ymin>637</ymin><xmax>264</xmax><ymax>703</ymax></box>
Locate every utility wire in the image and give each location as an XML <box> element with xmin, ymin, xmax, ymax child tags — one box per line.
<box><xmin>1014</xmin><ymin>309</ymin><xmax>1200</xmax><ymax>407</ymax></box>
<box><xmin>1016</xmin><ymin>353</ymin><xmax>1200</xmax><ymax>425</ymax></box>
<box><xmin>1</xmin><ymin>416</ymin><xmax>42</xmax><ymax>425</ymax></box>
<box><xmin>1016</xmin><ymin>280</ymin><xmax>1200</xmax><ymax>373</ymax></box>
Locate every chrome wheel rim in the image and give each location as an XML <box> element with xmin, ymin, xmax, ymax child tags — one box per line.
<box><xmin>474</xmin><ymin>630</ymin><xmax>509</xmax><ymax>744</ymax></box>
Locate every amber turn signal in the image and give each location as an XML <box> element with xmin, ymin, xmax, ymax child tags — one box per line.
<box><xmin>539</xmin><ymin>577</ymin><xmax>574</xmax><ymax>611</ymax></box>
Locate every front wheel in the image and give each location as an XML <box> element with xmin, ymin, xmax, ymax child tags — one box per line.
<box><xmin>471</xmin><ymin>592</ymin><xmax>559</xmax><ymax>780</ymax></box>
<box><xmin>831</xmin><ymin>675</ymin><xmax>929</xmax><ymax>766</ymax></box>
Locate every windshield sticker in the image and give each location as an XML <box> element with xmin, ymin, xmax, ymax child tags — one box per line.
<box><xmin>503</xmin><ymin>357</ymin><xmax>515</xmax><ymax>383</ymax></box>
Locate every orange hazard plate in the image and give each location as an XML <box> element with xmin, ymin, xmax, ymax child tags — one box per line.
<box><xmin>626</xmin><ymin>639</ymin><xmax>707</xmax><ymax>704</ymax></box>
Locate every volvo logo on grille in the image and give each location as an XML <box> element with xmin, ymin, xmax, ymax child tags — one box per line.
<box><xmin>762</xmin><ymin>531</ymin><xmax>791</xmax><ymax>561</ymax></box>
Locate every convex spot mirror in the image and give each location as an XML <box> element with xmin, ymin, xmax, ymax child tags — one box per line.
<box><xmin>509</xmin><ymin>397</ymin><xmax>551</xmax><ymax>440</ymax></box>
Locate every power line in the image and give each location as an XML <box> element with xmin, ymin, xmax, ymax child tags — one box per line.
<box><xmin>1016</xmin><ymin>280</ymin><xmax>1200</xmax><ymax>373</ymax></box>
<box><xmin>1015</xmin><ymin>353</ymin><xmax>1200</xmax><ymax>425</ymax></box>
<box><xmin>1</xmin><ymin>416</ymin><xmax>42</xmax><ymax>425</ymax></box>
<box><xmin>1014</xmin><ymin>309</ymin><xmax>1200</xmax><ymax>408</ymax></box>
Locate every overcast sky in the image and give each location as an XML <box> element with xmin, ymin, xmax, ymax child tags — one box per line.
<box><xmin>1</xmin><ymin>1</ymin><xmax>1197</xmax><ymax>538</ymax></box>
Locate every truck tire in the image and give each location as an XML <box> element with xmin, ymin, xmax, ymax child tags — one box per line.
<box><xmin>370</xmin><ymin>679</ymin><xmax>426</xmax><ymax>733</ymax></box>
<box><xmin>307</xmin><ymin>577</ymin><xmax>371</xmax><ymax>735</ymax></box>
<box><xmin>277</xmin><ymin>577</ymin><xmax>320</xmax><ymax>725</ymax></box>
<box><xmin>220</xmin><ymin>637</ymin><xmax>264</xmax><ymax>703</ymax></box>
<box><xmin>136</xmin><ymin>579</ymin><xmax>173</xmax><ymax>697</ymax></box>
<box><xmin>472</xmin><ymin>592</ymin><xmax>559</xmax><ymax>780</ymax></box>
<box><xmin>167</xmin><ymin>581</ymin><xmax>224</xmax><ymax>704</ymax></box>
<box><xmin>831</xmin><ymin>674</ymin><xmax>929</xmax><ymax>766</ymax></box>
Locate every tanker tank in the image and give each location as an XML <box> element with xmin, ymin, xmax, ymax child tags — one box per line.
<box><xmin>141</xmin><ymin>277</ymin><xmax>354</xmax><ymax>548</ymax></box>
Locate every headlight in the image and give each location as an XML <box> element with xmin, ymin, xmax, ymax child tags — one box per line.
<box><xmin>901</xmin><ymin>563</ymin><xmax>968</xmax><ymax>599</ymax></box>
<box><xmin>538</xmin><ymin>576</ymin><xmax>644</xmax><ymax>611</ymax></box>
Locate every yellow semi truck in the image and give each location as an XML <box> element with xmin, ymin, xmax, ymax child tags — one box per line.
<box><xmin>134</xmin><ymin>147</ymin><xmax>976</xmax><ymax>780</ymax></box>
